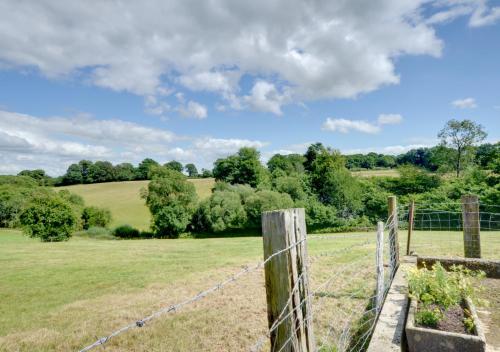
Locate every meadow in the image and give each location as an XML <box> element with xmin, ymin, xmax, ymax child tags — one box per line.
<box><xmin>1</xmin><ymin>228</ymin><xmax>499</xmax><ymax>351</ymax></box>
<box><xmin>58</xmin><ymin>178</ymin><xmax>215</xmax><ymax>230</ymax></box>
<box><xmin>57</xmin><ymin>171</ymin><xmax>397</xmax><ymax>231</ymax></box>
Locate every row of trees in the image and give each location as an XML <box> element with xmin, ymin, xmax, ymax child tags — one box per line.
<box><xmin>54</xmin><ymin>159</ymin><xmax>212</xmax><ymax>186</ymax></box>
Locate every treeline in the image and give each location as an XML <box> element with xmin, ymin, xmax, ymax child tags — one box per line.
<box><xmin>17</xmin><ymin>143</ymin><xmax>498</xmax><ymax>188</ymax></box>
<box><xmin>17</xmin><ymin>159</ymin><xmax>214</xmax><ymax>187</ymax></box>
<box><xmin>345</xmin><ymin>142</ymin><xmax>499</xmax><ymax>171</ymax></box>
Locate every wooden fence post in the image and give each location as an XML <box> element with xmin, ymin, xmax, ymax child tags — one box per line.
<box><xmin>461</xmin><ymin>195</ymin><xmax>481</xmax><ymax>258</ymax></box>
<box><xmin>262</xmin><ymin>208</ymin><xmax>315</xmax><ymax>352</ymax></box>
<box><xmin>376</xmin><ymin>221</ymin><xmax>385</xmax><ymax>312</ymax></box>
<box><xmin>406</xmin><ymin>201</ymin><xmax>415</xmax><ymax>255</ymax></box>
<box><xmin>387</xmin><ymin>196</ymin><xmax>399</xmax><ymax>276</ymax></box>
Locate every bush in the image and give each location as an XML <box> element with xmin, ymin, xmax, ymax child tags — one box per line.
<box><xmin>244</xmin><ymin>190</ymin><xmax>294</xmax><ymax>227</ymax></box>
<box><xmin>19</xmin><ymin>195</ymin><xmax>76</xmax><ymax>242</ymax></box>
<box><xmin>144</xmin><ymin>167</ymin><xmax>198</xmax><ymax>238</ymax></box>
<box><xmin>75</xmin><ymin>226</ymin><xmax>115</xmax><ymax>240</ymax></box>
<box><xmin>81</xmin><ymin>206</ymin><xmax>112</xmax><ymax>229</ymax></box>
<box><xmin>194</xmin><ymin>191</ymin><xmax>247</xmax><ymax>232</ymax></box>
<box><xmin>113</xmin><ymin>225</ymin><xmax>140</xmax><ymax>239</ymax></box>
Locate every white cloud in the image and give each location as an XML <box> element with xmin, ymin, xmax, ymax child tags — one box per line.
<box><xmin>244</xmin><ymin>81</ymin><xmax>290</xmax><ymax>115</ymax></box>
<box><xmin>377</xmin><ymin>114</ymin><xmax>403</xmax><ymax>125</ymax></box>
<box><xmin>178</xmin><ymin>100</ymin><xmax>208</xmax><ymax>119</ymax></box>
<box><xmin>343</xmin><ymin>143</ymin><xmax>433</xmax><ymax>155</ymax></box>
<box><xmin>451</xmin><ymin>97</ymin><xmax>477</xmax><ymax>108</ymax></box>
<box><xmin>322</xmin><ymin>118</ymin><xmax>381</xmax><ymax>134</ymax></box>
<box><xmin>0</xmin><ymin>109</ymin><xmax>267</xmax><ymax>175</ymax></box>
<box><xmin>1</xmin><ymin>0</ymin><xmax>477</xmax><ymax>115</ymax></box>
<box><xmin>425</xmin><ymin>0</ymin><xmax>500</xmax><ymax>27</ymax></box>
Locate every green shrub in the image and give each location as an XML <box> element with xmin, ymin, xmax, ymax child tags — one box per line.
<box><xmin>244</xmin><ymin>190</ymin><xmax>294</xmax><ymax>227</ymax></box>
<box><xmin>81</xmin><ymin>206</ymin><xmax>112</xmax><ymax>229</ymax></box>
<box><xmin>144</xmin><ymin>167</ymin><xmax>198</xmax><ymax>238</ymax></box>
<box><xmin>19</xmin><ymin>195</ymin><xmax>76</xmax><ymax>242</ymax></box>
<box><xmin>75</xmin><ymin>226</ymin><xmax>115</xmax><ymax>240</ymax></box>
<box><xmin>113</xmin><ymin>225</ymin><xmax>140</xmax><ymax>238</ymax></box>
<box><xmin>194</xmin><ymin>190</ymin><xmax>247</xmax><ymax>232</ymax></box>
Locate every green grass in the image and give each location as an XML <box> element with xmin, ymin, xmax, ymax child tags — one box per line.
<box><xmin>351</xmin><ymin>169</ymin><xmax>400</xmax><ymax>178</ymax></box>
<box><xmin>58</xmin><ymin>178</ymin><xmax>215</xmax><ymax>230</ymax></box>
<box><xmin>1</xmin><ymin>229</ymin><xmax>498</xmax><ymax>351</ymax></box>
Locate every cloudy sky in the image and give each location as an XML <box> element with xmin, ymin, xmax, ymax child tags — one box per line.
<box><xmin>0</xmin><ymin>0</ymin><xmax>499</xmax><ymax>175</ymax></box>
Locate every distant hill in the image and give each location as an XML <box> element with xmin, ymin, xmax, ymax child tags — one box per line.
<box><xmin>59</xmin><ymin>178</ymin><xmax>215</xmax><ymax>230</ymax></box>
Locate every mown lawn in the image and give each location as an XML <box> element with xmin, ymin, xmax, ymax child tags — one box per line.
<box><xmin>58</xmin><ymin>178</ymin><xmax>215</xmax><ymax>230</ymax></box>
<box><xmin>1</xmin><ymin>228</ymin><xmax>498</xmax><ymax>351</ymax></box>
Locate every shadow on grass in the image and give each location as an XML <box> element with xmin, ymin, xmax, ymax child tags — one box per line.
<box><xmin>184</xmin><ymin>228</ymin><xmax>262</xmax><ymax>239</ymax></box>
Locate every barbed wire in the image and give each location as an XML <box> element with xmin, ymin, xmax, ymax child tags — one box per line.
<box><xmin>79</xmin><ymin>238</ymin><xmax>306</xmax><ymax>352</ymax></box>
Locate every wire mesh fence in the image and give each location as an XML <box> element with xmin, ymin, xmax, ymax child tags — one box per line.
<box><xmin>78</xmin><ymin>212</ymin><xmax>398</xmax><ymax>352</ymax></box>
<box><xmin>398</xmin><ymin>199</ymin><xmax>500</xmax><ymax>259</ymax></box>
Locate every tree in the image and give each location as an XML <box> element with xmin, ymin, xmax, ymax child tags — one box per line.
<box><xmin>309</xmin><ymin>148</ymin><xmax>362</xmax><ymax>216</ymax></box>
<box><xmin>438</xmin><ymin>119</ymin><xmax>487</xmax><ymax>177</ymax></box>
<box><xmin>78</xmin><ymin>160</ymin><xmax>94</xmax><ymax>183</ymax></box>
<box><xmin>201</xmin><ymin>168</ymin><xmax>213</xmax><ymax>178</ymax></box>
<box><xmin>89</xmin><ymin>161</ymin><xmax>115</xmax><ymax>183</ymax></box>
<box><xmin>244</xmin><ymin>190</ymin><xmax>294</xmax><ymax>227</ymax></box>
<box><xmin>475</xmin><ymin>143</ymin><xmax>500</xmax><ymax>169</ymax></box>
<box><xmin>304</xmin><ymin>143</ymin><xmax>327</xmax><ymax>172</ymax></box>
<box><xmin>18</xmin><ymin>169</ymin><xmax>53</xmax><ymax>186</ymax></box>
<box><xmin>81</xmin><ymin>206</ymin><xmax>112</xmax><ymax>229</ymax></box>
<box><xmin>62</xmin><ymin>163</ymin><xmax>83</xmax><ymax>185</ymax></box>
<box><xmin>193</xmin><ymin>191</ymin><xmax>247</xmax><ymax>232</ymax></box>
<box><xmin>143</xmin><ymin>167</ymin><xmax>198</xmax><ymax>238</ymax></box>
<box><xmin>213</xmin><ymin>147</ymin><xmax>269</xmax><ymax>187</ymax></box>
<box><xmin>184</xmin><ymin>163</ymin><xmax>198</xmax><ymax>177</ymax></box>
<box><xmin>267</xmin><ymin>154</ymin><xmax>306</xmax><ymax>175</ymax></box>
<box><xmin>19</xmin><ymin>195</ymin><xmax>76</xmax><ymax>242</ymax></box>
<box><xmin>165</xmin><ymin>160</ymin><xmax>184</xmax><ymax>173</ymax></box>
<box><xmin>114</xmin><ymin>163</ymin><xmax>136</xmax><ymax>181</ymax></box>
<box><xmin>136</xmin><ymin>158</ymin><xmax>159</xmax><ymax>180</ymax></box>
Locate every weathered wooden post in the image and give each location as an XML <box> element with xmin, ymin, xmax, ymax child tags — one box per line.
<box><xmin>262</xmin><ymin>208</ymin><xmax>315</xmax><ymax>352</ymax></box>
<box><xmin>375</xmin><ymin>221</ymin><xmax>385</xmax><ymax>312</ymax></box>
<box><xmin>387</xmin><ymin>196</ymin><xmax>400</xmax><ymax>277</ymax></box>
<box><xmin>461</xmin><ymin>195</ymin><xmax>481</xmax><ymax>258</ymax></box>
<box><xmin>406</xmin><ymin>201</ymin><xmax>415</xmax><ymax>255</ymax></box>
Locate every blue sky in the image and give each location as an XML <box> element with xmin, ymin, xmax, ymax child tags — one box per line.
<box><xmin>0</xmin><ymin>1</ymin><xmax>499</xmax><ymax>175</ymax></box>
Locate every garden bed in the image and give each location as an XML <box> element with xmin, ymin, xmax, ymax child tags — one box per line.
<box><xmin>406</xmin><ymin>298</ymin><xmax>486</xmax><ymax>352</ymax></box>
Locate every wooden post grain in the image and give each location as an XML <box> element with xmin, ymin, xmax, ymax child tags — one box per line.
<box><xmin>376</xmin><ymin>221</ymin><xmax>385</xmax><ymax>312</ymax></box>
<box><xmin>262</xmin><ymin>208</ymin><xmax>315</xmax><ymax>352</ymax></box>
<box><xmin>461</xmin><ymin>195</ymin><xmax>481</xmax><ymax>258</ymax></box>
<box><xmin>387</xmin><ymin>196</ymin><xmax>399</xmax><ymax>276</ymax></box>
<box><xmin>406</xmin><ymin>201</ymin><xmax>415</xmax><ymax>255</ymax></box>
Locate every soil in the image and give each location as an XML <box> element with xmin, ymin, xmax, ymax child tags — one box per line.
<box><xmin>416</xmin><ymin>302</ymin><xmax>473</xmax><ymax>335</ymax></box>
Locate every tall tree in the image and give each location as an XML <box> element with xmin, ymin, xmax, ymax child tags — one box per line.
<box><xmin>438</xmin><ymin>119</ymin><xmax>487</xmax><ymax>177</ymax></box>
<box><xmin>165</xmin><ymin>160</ymin><xmax>184</xmax><ymax>173</ymax></box>
<box><xmin>184</xmin><ymin>163</ymin><xmax>198</xmax><ymax>177</ymax></box>
<box><xmin>136</xmin><ymin>158</ymin><xmax>159</xmax><ymax>180</ymax></box>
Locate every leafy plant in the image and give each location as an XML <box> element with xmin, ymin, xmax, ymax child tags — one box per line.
<box><xmin>408</xmin><ymin>262</ymin><xmax>485</xmax><ymax>328</ymax></box>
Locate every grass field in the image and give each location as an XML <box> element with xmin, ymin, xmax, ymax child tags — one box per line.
<box><xmin>58</xmin><ymin>178</ymin><xmax>215</xmax><ymax>230</ymax></box>
<box><xmin>1</xmin><ymin>228</ymin><xmax>498</xmax><ymax>351</ymax></box>
<box><xmin>351</xmin><ymin>169</ymin><xmax>400</xmax><ymax>178</ymax></box>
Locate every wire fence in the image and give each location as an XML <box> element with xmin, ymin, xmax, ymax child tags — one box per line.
<box><xmin>78</xmin><ymin>214</ymin><xmax>399</xmax><ymax>352</ymax></box>
<box><xmin>398</xmin><ymin>200</ymin><xmax>500</xmax><ymax>259</ymax></box>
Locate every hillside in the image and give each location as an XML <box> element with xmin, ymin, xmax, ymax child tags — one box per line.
<box><xmin>59</xmin><ymin>178</ymin><xmax>215</xmax><ymax>230</ymax></box>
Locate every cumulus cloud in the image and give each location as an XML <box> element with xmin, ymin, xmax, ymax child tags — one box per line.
<box><xmin>323</xmin><ymin>118</ymin><xmax>381</xmax><ymax>134</ymax></box>
<box><xmin>451</xmin><ymin>97</ymin><xmax>477</xmax><ymax>108</ymax></box>
<box><xmin>323</xmin><ymin>113</ymin><xmax>403</xmax><ymax>134</ymax></box>
<box><xmin>3</xmin><ymin>0</ymin><xmax>490</xmax><ymax>115</ymax></box>
<box><xmin>178</xmin><ymin>100</ymin><xmax>208</xmax><ymax>119</ymax></box>
<box><xmin>0</xmin><ymin>110</ymin><xmax>267</xmax><ymax>175</ymax></box>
